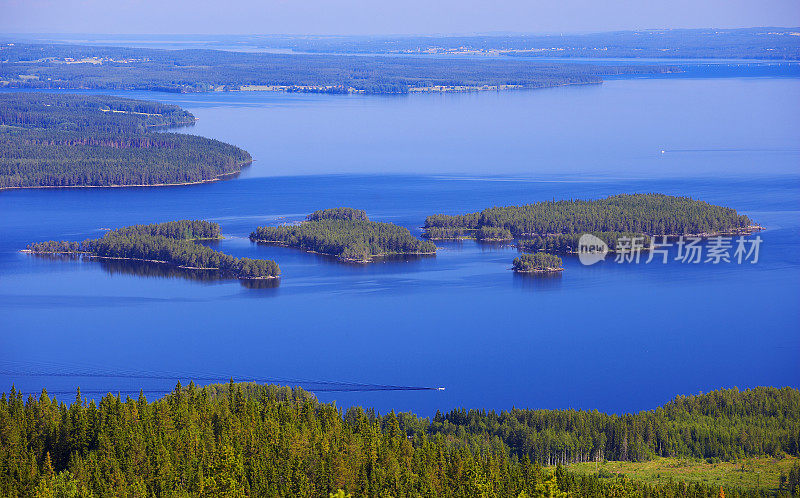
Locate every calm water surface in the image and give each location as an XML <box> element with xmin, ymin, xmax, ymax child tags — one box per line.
<box><xmin>1</xmin><ymin>78</ymin><xmax>798</xmax><ymax>415</ymax></box>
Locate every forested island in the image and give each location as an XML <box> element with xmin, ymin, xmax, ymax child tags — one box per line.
<box><xmin>0</xmin><ymin>93</ymin><xmax>252</xmax><ymax>188</ymax></box>
<box><xmin>250</xmin><ymin>208</ymin><xmax>437</xmax><ymax>263</ymax></box>
<box><xmin>425</xmin><ymin>194</ymin><xmax>757</xmax><ymax>239</ymax></box>
<box><xmin>0</xmin><ymin>43</ymin><xmax>676</xmax><ymax>94</ymax></box>
<box><xmin>513</xmin><ymin>253</ymin><xmax>564</xmax><ymax>273</ymax></box>
<box><xmin>425</xmin><ymin>193</ymin><xmax>760</xmax><ymax>248</ymax></box>
<box><xmin>25</xmin><ymin>220</ymin><xmax>280</xmax><ymax>279</ymax></box>
<box><xmin>0</xmin><ymin>384</ymin><xmax>797</xmax><ymax>496</ymax></box>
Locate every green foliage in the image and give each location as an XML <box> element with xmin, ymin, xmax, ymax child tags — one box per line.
<box><xmin>476</xmin><ymin>226</ymin><xmax>514</xmax><ymax>241</ymax></box>
<box><xmin>425</xmin><ymin>194</ymin><xmax>754</xmax><ymax>237</ymax></box>
<box><xmin>111</xmin><ymin>219</ymin><xmax>221</xmax><ymax>240</ymax></box>
<box><xmin>306</xmin><ymin>207</ymin><xmax>369</xmax><ymax>222</ymax></box>
<box><xmin>513</xmin><ymin>253</ymin><xmax>564</xmax><ymax>272</ymax></box>
<box><xmin>27</xmin><ymin>220</ymin><xmax>280</xmax><ymax>279</ymax></box>
<box><xmin>429</xmin><ymin>387</ymin><xmax>800</xmax><ymax>466</ymax></box>
<box><xmin>251</xmin><ymin>211</ymin><xmax>436</xmax><ymax>262</ymax></box>
<box><xmin>25</xmin><ymin>240</ymin><xmax>80</xmax><ymax>253</ymax></box>
<box><xmin>0</xmin><ymin>93</ymin><xmax>252</xmax><ymax>188</ymax></box>
<box><xmin>0</xmin><ymin>384</ymin><xmax>795</xmax><ymax>497</ymax></box>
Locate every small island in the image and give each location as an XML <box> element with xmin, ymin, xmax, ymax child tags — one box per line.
<box><xmin>0</xmin><ymin>93</ymin><xmax>252</xmax><ymax>189</ymax></box>
<box><xmin>25</xmin><ymin>220</ymin><xmax>280</xmax><ymax>280</ymax></box>
<box><xmin>250</xmin><ymin>208</ymin><xmax>437</xmax><ymax>263</ymax></box>
<box><xmin>512</xmin><ymin>253</ymin><xmax>564</xmax><ymax>274</ymax></box>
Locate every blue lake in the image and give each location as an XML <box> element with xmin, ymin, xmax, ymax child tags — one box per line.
<box><xmin>1</xmin><ymin>76</ymin><xmax>798</xmax><ymax>416</ymax></box>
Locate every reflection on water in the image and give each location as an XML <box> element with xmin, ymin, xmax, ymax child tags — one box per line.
<box><xmin>372</xmin><ymin>253</ymin><xmax>436</xmax><ymax>264</ymax></box>
<box><xmin>239</xmin><ymin>278</ymin><xmax>281</xmax><ymax>290</ymax></box>
<box><xmin>98</xmin><ymin>258</ymin><xmax>223</xmax><ymax>283</ymax></box>
<box><xmin>26</xmin><ymin>248</ymin><xmax>281</xmax><ymax>290</ymax></box>
<box><xmin>68</xmin><ymin>256</ymin><xmax>281</xmax><ymax>290</ymax></box>
<box><xmin>512</xmin><ymin>271</ymin><xmax>564</xmax><ymax>292</ymax></box>
<box><xmin>27</xmin><ymin>253</ymin><xmax>81</xmax><ymax>262</ymax></box>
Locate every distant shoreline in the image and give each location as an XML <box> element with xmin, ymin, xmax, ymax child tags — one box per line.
<box><xmin>236</xmin><ymin>80</ymin><xmax>601</xmax><ymax>94</ymax></box>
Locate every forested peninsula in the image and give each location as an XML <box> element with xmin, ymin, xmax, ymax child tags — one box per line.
<box><xmin>1</xmin><ymin>384</ymin><xmax>797</xmax><ymax>496</ymax></box>
<box><xmin>25</xmin><ymin>220</ymin><xmax>280</xmax><ymax>279</ymax></box>
<box><xmin>0</xmin><ymin>43</ymin><xmax>676</xmax><ymax>95</ymax></box>
<box><xmin>250</xmin><ymin>208</ymin><xmax>437</xmax><ymax>263</ymax></box>
<box><xmin>0</xmin><ymin>93</ymin><xmax>252</xmax><ymax>188</ymax></box>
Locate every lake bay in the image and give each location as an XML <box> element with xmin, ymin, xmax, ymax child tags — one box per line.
<box><xmin>1</xmin><ymin>76</ymin><xmax>798</xmax><ymax>415</ymax></box>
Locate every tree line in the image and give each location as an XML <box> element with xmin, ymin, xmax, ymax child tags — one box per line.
<box><xmin>27</xmin><ymin>220</ymin><xmax>280</xmax><ymax>280</ymax></box>
<box><xmin>251</xmin><ymin>208</ymin><xmax>436</xmax><ymax>262</ymax></box>
<box><xmin>428</xmin><ymin>387</ymin><xmax>800</xmax><ymax>466</ymax></box>
<box><xmin>111</xmin><ymin>220</ymin><xmax>220</xmax><ymax>240</ymax></box>
<box><xmin>0</xmin><ymin>93</ymin><xmax>252</xmax><ymax>188</ymax></box>
<box><xmin>306</xmin><ymin>207</ymin><xmax>370</xmax><ymax>222</ymax></box>
<box><xmin>424</xmin><ymin>194</ymin><xmax>755</xmax><ymax>238</ymax></box>
<box><xmin>0</xmin><ymin>383</ymin><xmax>797</xmax><ymax>497</ymax></box>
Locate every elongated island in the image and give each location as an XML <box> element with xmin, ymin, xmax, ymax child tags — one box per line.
<box><xmin>25</xmin><ymin>220</ymin><xmax>280</xmax><ymax>280</ymax></box>
<box><xmin>250</xmin><ymin>207</ymin><xmax>437</xmax><ymax>263</ymax></box>
<box><xmin>0</xmin><ymin>93</ymin><xmax>252</xmax><ymax>189</ymax></box>
<box><xmin>424</xmin><ymin>193</ymin><xmax>762</xmax><ymax>273</ymax></box>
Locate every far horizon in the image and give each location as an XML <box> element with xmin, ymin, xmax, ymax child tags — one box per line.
<box><xmin>1</xmin><ymin>0</ymin><xmax>798</xmax><ymax>36</ymax></box>
<box><xmin>2</xmin><ymin>26</ymin><xmax>800</xmax><ymax>37</ymax></box>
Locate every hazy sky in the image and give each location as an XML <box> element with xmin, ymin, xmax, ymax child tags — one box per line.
<box><xmin>1</xmin><ymin>0</ymin><xmax>798</xmax><ymax>35</ymax></box>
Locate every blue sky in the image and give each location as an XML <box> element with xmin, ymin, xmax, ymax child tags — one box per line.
<box><xmin>1</xmin><ymin>0</ymin><xmax>798</xmax><ymax>35</ymax></box>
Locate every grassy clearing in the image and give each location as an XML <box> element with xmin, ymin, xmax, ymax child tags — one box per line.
<box><xmin>567</xmin><ymin>456</ymin><xmax>799</xmax><ymax>491</ymax></box>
